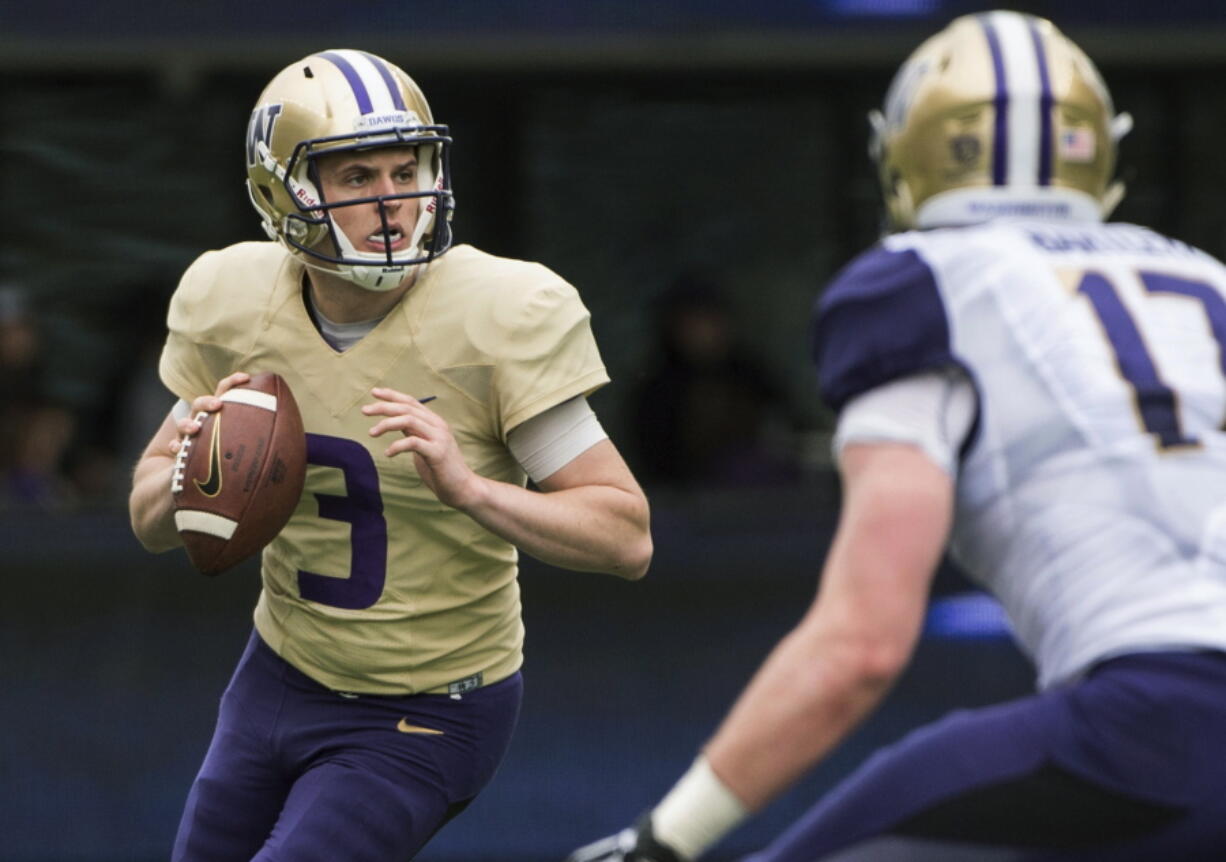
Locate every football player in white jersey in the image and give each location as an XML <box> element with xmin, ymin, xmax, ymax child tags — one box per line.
<box><xmin>128</xmin><ymin>49</ymin><xmax>652</xmax><ymax>861</ymax></box>
<box><xmin>568</xmin><ymin>10</ymin><xmax>1226</xmax><ymax>862</ymax></box>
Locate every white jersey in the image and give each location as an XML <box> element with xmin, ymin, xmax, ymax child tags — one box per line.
<box><xmin>813</xmin><ymin>220</ymin><xmax>1226</xmax><ymax>688</ymax></box>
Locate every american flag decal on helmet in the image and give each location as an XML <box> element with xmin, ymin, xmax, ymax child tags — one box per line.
<box><xmin>1059</xmin><ymin>128</ymin><xmax>1097</xmax><ymax>162</ymax></box>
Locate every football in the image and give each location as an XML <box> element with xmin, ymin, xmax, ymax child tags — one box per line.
<box><xmin>171</xmin><ymin>372</ymin><xmax>307</xmax><ymax>575</ymax></box>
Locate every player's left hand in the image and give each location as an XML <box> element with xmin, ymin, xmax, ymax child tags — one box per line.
<box><xmin>565</xmin><ymin>816</ymin><xmax>685</xmax><ymax>862</ymax></box>
<box><xmin>363</xmin><ymin>388</ymin><xmax>482</xmax><ymax>509</ymax></box>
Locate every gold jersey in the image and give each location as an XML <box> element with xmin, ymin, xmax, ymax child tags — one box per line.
<box><xmin>159</xmin><ymin>242</ymin><xmax>610</xmax><ymax>694</ymax></box>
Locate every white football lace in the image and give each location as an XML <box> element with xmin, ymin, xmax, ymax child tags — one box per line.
<box><xmin>169</xmin><ymin>411</ymin><xmax>210</xmax><ymax>495</ymax></box>
<box><xmin>171</xmin><ymin>439</ymin><xmax>190</xmax><ymax>494</ymax></box>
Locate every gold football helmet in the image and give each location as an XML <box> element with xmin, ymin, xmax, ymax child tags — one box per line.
<box><xmin>245</xmin><ymin>49</ymin><xmax>454</xmax><ymax>291</ymax></box>
<box><xmin>870</xmin><ymin>10</ymin><xmax>1131</xmax><ymax>232</ymax></box>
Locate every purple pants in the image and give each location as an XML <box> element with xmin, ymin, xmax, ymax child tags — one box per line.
<box><xmin>172</xmin><ymin>631</ymin><xmax>522</xmax><ymax>861</ymax></box>
<box><xmin>745</xmin><ymin>651</ymin><xmax>1226</xmax><ymax>862</ymax></box>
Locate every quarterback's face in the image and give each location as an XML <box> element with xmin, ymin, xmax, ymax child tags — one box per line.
<box><xmin>315</xmin><ymin>147</ymin><xmax>421</xmax><ymax>257</ymax></box>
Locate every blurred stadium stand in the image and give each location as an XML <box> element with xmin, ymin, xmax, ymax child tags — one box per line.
<box><xmin>3</xmin><ymin>1</ymin><xmax>1225</xmax><ymax>859</ymax></box>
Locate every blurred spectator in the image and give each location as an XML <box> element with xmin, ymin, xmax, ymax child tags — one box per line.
<box><xmin>631</xmin><ymin>273</ymin><xmax>800</xmax><ymax>487</ymax></box>
<box><xmin>0</xmin><ymin>285</ymin><xmax>73</xmax><ymax>508</ymax></box>
<box><xmin>2</xmin><ymin>72</ymin><xmax>247</xmax><ymax>510</ymax></box>
<box><xmin>0</xmin><ymin>281</ymin><xmax>172</xmax><ymax>510</ymax></box>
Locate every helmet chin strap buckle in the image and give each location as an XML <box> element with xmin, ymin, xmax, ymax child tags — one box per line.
<box><xmin>338</xmin><ymin>262</ymin><xmax>416</xmax><ymax>293</ymax></box>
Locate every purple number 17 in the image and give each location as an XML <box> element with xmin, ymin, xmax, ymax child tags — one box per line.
<box><xmin>1077</xmin><ymin>270</ymin><xmax>1226</xmax><ymax>448</ymax></box>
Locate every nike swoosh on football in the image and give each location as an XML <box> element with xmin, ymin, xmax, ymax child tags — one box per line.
<box><xmin>396</xmin><ymin>718</ymin><xmax>444</xmax><ymax>735</ymax></box>
<box><xmin>193</xmin><ymin>415</ymin><xmax>223</xmax><ymax>497</ymax></box>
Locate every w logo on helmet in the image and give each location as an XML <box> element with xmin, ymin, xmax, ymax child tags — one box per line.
<box><xmin>246</xmin><ymin>104</ymin><xmax>284</xmax><ymax>167</ymax></box>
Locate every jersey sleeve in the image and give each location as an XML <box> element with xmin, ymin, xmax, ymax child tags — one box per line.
<box><xmin>811</xmin><ymin>244</ymin><xmax>958</xmax><ymax>412</ymax></box>
<box><xmin>157</xmin><ymin>249</ymin><xmax>258</xmax><ymax>403</ymax></box>
<box><xmin>833</xmin><ymin>367</ymin><xmax>977</xmax><ymax>476</ymax></box>
<box><xmin>490</xmin><ymin>271</ymin><xmax>610</xmax><ymax>433</ymax></box>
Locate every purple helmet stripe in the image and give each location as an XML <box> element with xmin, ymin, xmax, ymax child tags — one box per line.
<box><xmin>317</xmin><ymin>51</ymin><xmax>374</xmax><ymax>114</ymax></box>
<box><xmin>979</xmin><ymin>16</ymin><xmax>1009</xmax><ymax>187</ymax></box>
<box><xmin>360</xmin><ymin>51</ymin><xmax>407</xmax><ymax>112</ymax></box>
<box><xmin>1028</xmin><ymin>20</ymin><xmax>1054</xmax><ymax>186</ymax></box>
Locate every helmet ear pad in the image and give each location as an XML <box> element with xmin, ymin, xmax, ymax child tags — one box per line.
<box><xmin>298</xmin><ymin>157</ymin><xmax>341</xmax><ymax>259</ymax></box>
<box><xmin>874</xmin><ymin>146</ymin><xmax>915</xmax><ymax>232</ymax></box>
<box><xmin>1101</xmin><ymin>179</ymin><xmax>1125</xmax><ymax>221</ymax></box>
<box><xmin>885</xmin><ymin>170</ymin><xmax>916</xmax><ymax>232</ymax></box>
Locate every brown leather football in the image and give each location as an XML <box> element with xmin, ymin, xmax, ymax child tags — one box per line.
<box><xmin>171</xmin><ymin>372</ymin><xmax>306</xmax><ymax>575</ymax></box>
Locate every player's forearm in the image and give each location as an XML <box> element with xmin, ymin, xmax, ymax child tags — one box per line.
<box><xmin>129</xmin><ymin>454</ymin><xmax>183</xmax><ymax>553</ymax></box>
<box><xmin>705</xmin><ymin>447</ymin><xmax>947</xmax><ymax>810</ymax></box>
<box><xmin>458</xmin><ymin>477</ymin><xmax>652</xmax><ymax>579</ymax></box>
<box><xmin>645</xmin><ymin>447</ymin><xmax>946</xmax><ymax>859</ymax></box>
<box><xmin>704</xmin><ymin>618</ymin><xmax>905</xmax><ymax>810</ymax></box>
<box><xmin>631</xmin><ymin>610</ymin><xmax>914</xmax><ymax>862</ymax></box>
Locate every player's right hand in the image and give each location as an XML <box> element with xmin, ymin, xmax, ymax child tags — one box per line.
<box><xmin>565</xmin><ymin>816</ymin><xmax>685</xmax><ymax>862</ymax></box>
<box><xmin>169</xmin><ymin>372</ymin><xmax>251</xmax><ymax>456</ymax></box>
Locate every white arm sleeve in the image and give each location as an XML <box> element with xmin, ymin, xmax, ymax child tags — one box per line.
<box><xmin>507</xmin><ymin>395</ymin><xmax>609</xmax><ymax>483</ymax></box>
<box><xmin>832</xmin><ymin>367</ymin><xmax>976</xmax><ymax>477</ymax></box>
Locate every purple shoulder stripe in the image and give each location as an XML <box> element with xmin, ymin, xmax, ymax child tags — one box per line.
<box><xmin>811</xmin><ymin>244</ymin><xmax>956</xmax><ymax>412</ymax></box>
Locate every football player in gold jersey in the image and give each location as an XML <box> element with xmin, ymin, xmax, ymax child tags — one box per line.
<box><xmin>128</xmin><ymin>49</ymin><xmax>651</xmax><ymax>861</ymax></box>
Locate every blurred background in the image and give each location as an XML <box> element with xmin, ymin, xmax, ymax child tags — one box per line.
<box><xmin>3</xmin><ymin>1</ymin><xmax>1226</xmax><ymax>859</ymax></box>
